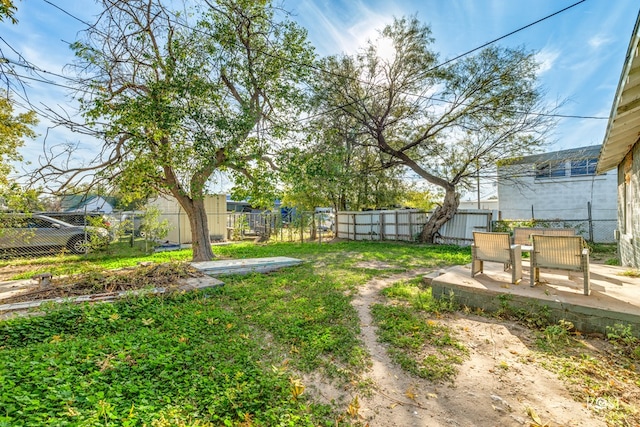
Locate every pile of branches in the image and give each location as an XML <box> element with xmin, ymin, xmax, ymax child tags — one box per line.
<box><xmin>2</xmin><ymin>262</ymin><xmax>204</xmax><ymax>304</ymax></box>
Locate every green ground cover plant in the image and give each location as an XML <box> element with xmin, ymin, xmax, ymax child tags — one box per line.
<box><xmin>372</xmin><ymin>278</ymin><xmax>467</xmax><ymax>382</ymax></box>
<box><xmin>533</xmin><ymin>321</ymin><xmax>640</xmax><ymax>426</ymax></box>
<box><xmin>1</xmin><ymin>241</ymin><xmax>637</xmax><ymax>425</ymax></box>
<box><xmin>0</xmin><ymin>240</ymin><xmax>469</xmax><ymax>281</ymax></box>
<box><xmin>0</xmin><ymin>241</ymin><xmax>470</xmax><ymax>425</ymax></box>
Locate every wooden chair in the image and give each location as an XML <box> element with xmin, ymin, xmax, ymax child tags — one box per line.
<box><xmin>530</xmin><ymin>235</ymin><xmax>590</xmax><ymax>295</ymax></box>
<box><xmin>471</xmin><ymin>232</ymin><xmax>522</xmax><ymax>284</ymax></box>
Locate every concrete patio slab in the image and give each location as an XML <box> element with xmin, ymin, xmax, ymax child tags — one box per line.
<box><xmin>430</xmin><ymin>260</ymin><xmax>640</xmax><ymax>336</ymax></box>
<box><xmin>191</xmin><ymin>257</ymin><xmax>303</xmax><ymax>276</ymax></box>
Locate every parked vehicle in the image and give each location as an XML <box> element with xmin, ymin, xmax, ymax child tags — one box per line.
<box><xmin>0</xmin><ymin>213</ymin><xmax>110</xmax><ymax>255</ymax></box>
<box><xmin>38</xmin><ymin>212</ymin><xmax>113</xmax><ymax>228</ymax></box>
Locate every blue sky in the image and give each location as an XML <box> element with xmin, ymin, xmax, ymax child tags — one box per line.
<box><xmin>2</xmin><ymin>0</ymin><xmax>639</xmax><ymax>192</ymax></box>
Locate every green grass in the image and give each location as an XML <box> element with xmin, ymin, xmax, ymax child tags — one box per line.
<box><xmin>0</xmin><ymin>240</ymin><xmax>470</xmax><ymax>426</ymax></box>
<box><xmin>373</xmin><ymin>278</ymin><xmax>467</xmax><ymax>382</ymax></box>
<box><xmin>1</xmin><ymin>240</ymin><xmax>470</xmax><ymax>280</ymax></box>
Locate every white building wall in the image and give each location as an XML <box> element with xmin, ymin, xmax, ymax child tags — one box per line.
<box><xmin>498</xmin><ymin>163</ymin><xmax>617</xmax><ymax>221</ymax></box>
<box><xmin>149</xmin><ymin>194</ymin><xmax>227</xmax><ymax>243</ymax></box>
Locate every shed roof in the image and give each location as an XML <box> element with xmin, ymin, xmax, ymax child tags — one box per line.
<box><xmin>597</xmin><ymin>12</ymin><xmax>640</xmax><ymax>173</ymax></box>
<box><xmin>505</xmin><ymin>145</ymin><xmax>601</xmax><ymax>166</ymax></box>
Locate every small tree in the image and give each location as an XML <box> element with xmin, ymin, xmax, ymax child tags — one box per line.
<box><xmin>282</xmin><ymin>115</ymin><xmax>408</xmax><ymax>212</ymax></box>
<box><xmin>139</xmin><ymin>207</ymin><xmax>170</xmax><ymax>253</ymax></box>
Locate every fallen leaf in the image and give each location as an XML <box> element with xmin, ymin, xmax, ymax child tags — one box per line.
<box><xmin>405</xmin><ymin>387</ymin><xmax>416</xmax><ymax>400</ymax></box>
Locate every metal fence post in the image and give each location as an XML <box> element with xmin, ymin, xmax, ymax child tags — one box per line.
<box><xmin>588</xmin><ymin>202</ymin><xmax>594</xmax><ymax>243</ymax></box>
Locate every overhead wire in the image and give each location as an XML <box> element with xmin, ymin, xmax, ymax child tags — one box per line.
<box><xmin>20</xmin><ymin>0</ymin><xmax>605</xmax><ymax>127</ymax></box>
<box><xmin>0</xmin><ymin>0</ymin><xmax>606</xmax><ymax>181</ymax></box>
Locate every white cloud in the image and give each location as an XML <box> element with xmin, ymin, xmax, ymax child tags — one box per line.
<box><xmin>534</xmin><ymin>48</ymin><xmax>560</xmax><ymax>75</ymax></box>
<box><xmin>288</xmin><ymin>0</ymin><xmax>397</xmax><ymax>56</ymax></box>
<box><xmin>588</xmin><ymin>34</ymin><xmax>613</xmax><ymax>49</ymax></box>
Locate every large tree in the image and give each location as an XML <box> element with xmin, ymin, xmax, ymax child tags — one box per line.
<box><xmin>0</xmin><ymin>0</ymin><xmax>17</xmax><ymax>23</ymax></box>
<box><xmin>281</xmin><ymin>113</ymin><xmax>408</xmax><ymax>213</ymax></box>
<box><xmin>0</xmin><ymin>1</ymin><xmax>39</xmax><ymax>203</ymax></box>
<box><xmin>313</xmin><ymin>16</ymin><xmax>556</xmax><ymax>242</ymax></box>
<box><xmin>38</xmin><ymin>0</ymin><xmax>314</xmax><ymax>261</ymax></box>
<box><xmin>0</xmin><ymin>94</ymin><xmax>37</xmax><ymax>186</ymax></box>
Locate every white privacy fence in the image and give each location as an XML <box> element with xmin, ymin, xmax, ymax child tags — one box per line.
<box><xmin>335</xmin><ymin>209</ymin><xmax>493</xmax><ymax>245</ymax></box>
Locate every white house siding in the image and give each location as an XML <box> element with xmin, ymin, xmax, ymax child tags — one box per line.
<box><xmin>458</xmin><ymin>199</ymin><xmax>499</xmax><ymax>211</ymax></box>
<box><xmin>618</xmin><ymin>145</ymin><xmax>640</xmax><ymax>268</ymax></box>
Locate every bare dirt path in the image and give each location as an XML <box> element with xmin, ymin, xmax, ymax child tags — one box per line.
<box><xmin>347</xmin><ymin>270</ymin><xmax>605</xmax><ymax>427</ymax></box>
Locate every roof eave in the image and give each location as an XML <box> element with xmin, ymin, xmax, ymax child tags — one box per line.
<box><xmin>597</xmin><ymin>12</ymin><xmax>640</xmax><ymax>174</ymax></box>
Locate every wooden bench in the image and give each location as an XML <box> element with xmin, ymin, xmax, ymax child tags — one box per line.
<box><xmin>530</xmin><ymin>235</ymin><xmax>590</xmax><ymax>295</ymax></box>
<box><xmin>471</xmin><ymin>232</ymin><xmax>522</xmax><ymax>284</ymax></box>
<box><xmin>513</xmin><ymin>227</ymin><xmax>576</xmax><ymax>251</ymax></box>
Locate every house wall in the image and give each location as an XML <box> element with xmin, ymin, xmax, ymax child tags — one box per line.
<box><xmin>149</xmin><ymin>195</ymin><xmax>227</xmax><ymax>243</ymax></box>
<box><xmin>498</xmin><ymin>163</ymin><xmax>617</xmax><ymax>221</ymax></box>
<box><xmin>618</xmin><ymin>145</ymin><xmax>640</xmax><ymax>268</ymax></box>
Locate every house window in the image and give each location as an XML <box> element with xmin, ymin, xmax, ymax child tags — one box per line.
<box><xmin>535</xmin><ymin>161</ymin><xmax>565</xmax><ymax>179</ymax></box>
<box><xmin>570</xmin><ymin>158</ymin><xmax>597</xmax><ymax>176</ymax></box>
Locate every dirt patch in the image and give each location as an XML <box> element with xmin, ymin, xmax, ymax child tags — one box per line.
<box><xmin>328</xmin><ymin>270</ymin><xmax>617</xmax><ymax>426</ymax></box>
<box><xmin>0</xmin><ymin>264</ymin><xmax>35</xmax><ymax>282</ymax></box>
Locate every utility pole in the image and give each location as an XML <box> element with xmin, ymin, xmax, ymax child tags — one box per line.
<box><xmin>476</xmin><ymin>159</ymin><xmax>481</xmax><ymax>209</ymax></box>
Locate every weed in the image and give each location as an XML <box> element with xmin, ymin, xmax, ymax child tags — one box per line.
<box><xmin>383</xmin><ymin>279</ymin><xmax>458</xmax><ymax>313</ymax></box>
<box><xmin>371</xmin><ymin>304</ymin><xmax>467</xmax><ymax>382</ymax></box>
<box><xmin>537</xmin><ymin>320</ymin><xmax>575</xmax><ymax>351</ymax></box>
<box><xmin>606</xmin><ymin>324</ymin><xmax>640</xmax><ymax>360</ymax></box>
<box><xmin>495</xmin><ymin>294</ymin><xmax>551</xmax><ymax>329</ymax></box>
<box><xmin>619</xmin><ymin>270</ymin><xmax>640</xmax><ymax>278</ymax></box>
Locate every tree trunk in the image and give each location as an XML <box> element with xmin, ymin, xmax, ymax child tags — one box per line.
<box><xmin>176</xmin><ymin>196</ymin><xmax>214</xmax><ymax>262</ymax></box>
<box><xmin>309</xmin><ymin>213</ymin><xmax>317</xmax><ymax>241</ymax></box>
<box><xmin>419</xmin><ymin>187</ymin><xmax>459</xmax><ymax>243</ymax></box>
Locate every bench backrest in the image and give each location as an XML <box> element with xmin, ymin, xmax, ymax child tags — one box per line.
<box><xmin>513</xmin><ymin>227</ymin><xmax>575</xmax><ymax>246</ymax></box>
<box><xmin>531</xmin><ymin>235</ymin><xmax>585</xmax><ymax>271</ymax></box>
<box><xmin>473</xmin><ymin>232</ymin><xmax>512</xmax><ymax>263</ymax></box>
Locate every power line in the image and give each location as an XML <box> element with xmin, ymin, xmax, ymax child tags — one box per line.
<box><xmin>1</xmin><ymin>56</ymin><xmax>78</xmax><ymax>84</ymax></box>
<box><xmin>33</xmin><ymin>0</ymin><xmax>604</xmax><ymax>124</ymax></box>
<box><xmin>40</xmin><ymin>0</ymin><xmax>94</xmax><ymax>28</ymax></box>
<box><xmin>3</xmin><ymin>69</ymin><xmax>78</xmax><ymax>91</ymax></box>
<box><xmin>1</xmin><ymin>0</ymin><xmax>600</xmax><ymax>147</ymax></box>
<box><xmin>426</xmin><ymin>0</ymin><xmax>587</xmax><ymax>72</ymax></box>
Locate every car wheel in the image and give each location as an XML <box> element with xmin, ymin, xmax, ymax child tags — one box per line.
<box><xmin>68</xmin><ymin>235</ymin><xmax>90</xmax><ymax>254</ymax></box>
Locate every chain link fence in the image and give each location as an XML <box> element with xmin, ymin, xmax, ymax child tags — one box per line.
<box><xmin>1</xmin><ymin>209</ymin><xmax>337</xmax><ymax>259</ymax></box>
<box><xmin>492</xmin><ymin>218</ymin><xmax>617</xmax><ymax>243</ymax></box>
<box><xmin>3</xmin><ymin>207</ymin><xmax>616</xmax><ymax>260</ymax></box>
<box><xmin>225</xmin><ymin>211</ymin><xmax>335</xmax><ymax>243</ymax></box>
<box><xmin>0</xmin><ymin>212</ymin><xmax>111</xmax><ymax>258</ymax></box>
